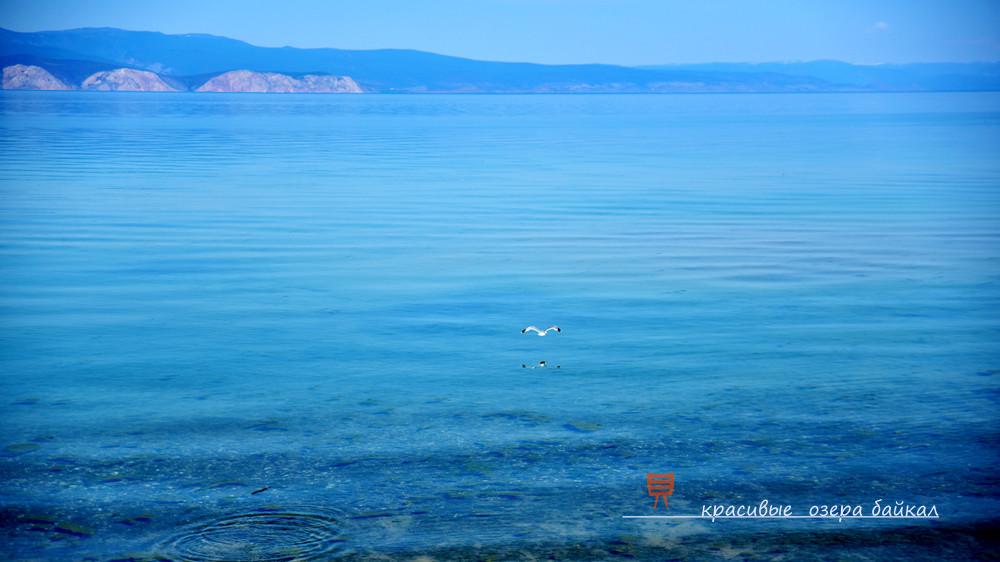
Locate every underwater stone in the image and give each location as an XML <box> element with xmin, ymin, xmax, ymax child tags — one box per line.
<box><xmin>564</xmin><ymin>422</ymin><xmax>602</xmax><ymax>433</ymax></box>
<box><xmin>6</xmin><ymin>443</ymin><xmax>40</xmax><ymax>454</ymax></box>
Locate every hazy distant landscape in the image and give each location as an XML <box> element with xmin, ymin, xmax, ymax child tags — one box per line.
<box><xmin>2</xmin><ymin>27</ymin><xmax>998</xmax><ymax>93</ymax></box>
<box><xmin>3</xmin><ymin>1</ymin><xmax>1000</xmax><ymax>558</ymax></box>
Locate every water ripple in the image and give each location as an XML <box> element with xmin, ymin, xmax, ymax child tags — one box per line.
<box><xmin>163</xmin><ymin>507</ymin><xmax>348</xmax><ymax>561</ymax></box>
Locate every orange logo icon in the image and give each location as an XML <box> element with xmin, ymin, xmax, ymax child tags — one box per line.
<box><xmin>647</xmin><ymin>473</ymin><xmax>674</xmax><ymax>509</ymax></box>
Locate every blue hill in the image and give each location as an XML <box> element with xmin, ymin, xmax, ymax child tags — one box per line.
<box><xmin>2</xmin><ymin>27</ymin><xmax>997</xmax><ymax>93</ymax></box>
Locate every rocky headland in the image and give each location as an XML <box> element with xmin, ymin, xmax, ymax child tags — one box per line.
<box><xmin>1</xmin><ymin>63</ymin><xmax>363</xmax><ymax>93</ymax></box>
<box><xmin>80</xmin><ymin>68</ymin><xmax>179</xmax><ymax>91</ymax></box>
<box><xmin>2</xmin><ymin>64</ymin><xmax>73</xmax><ymax>90</ymax></box>
<box><xmin>195</xmin><ymin>70</ymin><xmax>362</xmax><ymax>93</ymax></box>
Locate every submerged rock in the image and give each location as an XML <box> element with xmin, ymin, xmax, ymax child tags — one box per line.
<box><xmin>53</xmin><ymin>521</ymin><xmax>94</xmax><ymax>537</ymax></box>
<box><xmin>564</xmin><ymin>421</ymin><xmax>603</xmax><ymax>432</ymax></box>
<box><xmin>196</xmin><ymin>70</ymin><xmax>363</xmax><ymax>93</ymax></box>
<box><xmin>5</xmin><ymin>443</ymin><xmax>40</xmax><ymax>455</ymax></box>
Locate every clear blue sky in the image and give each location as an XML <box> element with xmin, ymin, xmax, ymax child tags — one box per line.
<box><xmin>2</xmin><ymin>0</ymin><xmax>998</xmax><ymax>65</ymax></box>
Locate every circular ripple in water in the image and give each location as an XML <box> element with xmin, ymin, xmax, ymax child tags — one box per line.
<box><xmin>165</xmin><ymin>507</ymin><xmax>348</xmax><ymax>561</ymax></box>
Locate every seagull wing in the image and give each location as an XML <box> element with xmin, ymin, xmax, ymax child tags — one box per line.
<box><xmin>521</xmin><ymin>326</ymin><xmax>540</xmax><ymax>334</ymax></box>
<box><xmin>545</xmin><ymin>326</ymin><xmax>561</xmax><ymax>333</ymax></box>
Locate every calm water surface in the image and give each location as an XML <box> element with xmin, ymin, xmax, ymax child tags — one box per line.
<box><xmin>1</xmin><ymin>92</ymin><xmax>999</xmax><ymax>560</ymax></box>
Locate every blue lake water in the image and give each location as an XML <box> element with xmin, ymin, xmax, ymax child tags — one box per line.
<box><xmin>1</xmin><ymin>91</ymin><xmax>999</xmax><ymax>560</ymax></box>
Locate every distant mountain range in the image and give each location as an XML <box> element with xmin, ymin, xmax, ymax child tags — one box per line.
<box><xmin>2</xmin><ymin>27</ymin><xmax>998</xmax><ymax>93</ymax></box>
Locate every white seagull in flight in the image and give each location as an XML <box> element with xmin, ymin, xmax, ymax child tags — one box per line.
<box><xmin>521</xmin><ymin>325</ymin><xmax>561</xmax><ymax>336</ymax></box>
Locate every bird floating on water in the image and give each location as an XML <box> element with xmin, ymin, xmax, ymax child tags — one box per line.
<box><xmin>522</xmin><ymin>326</ymin><xmax>561</xmax><ymax>336</ymax></box>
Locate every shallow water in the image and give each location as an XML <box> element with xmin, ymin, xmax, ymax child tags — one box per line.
<box><xmin>1</xmin><ymin>91</ymin><xmax>999</xmax><ymax>560</ymax></box>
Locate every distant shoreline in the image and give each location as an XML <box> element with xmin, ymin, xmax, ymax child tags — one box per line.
<box><xmin>3</xmin><ymin>27</ymin><xmax>999</xmax><ymax>94</ymax></box>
